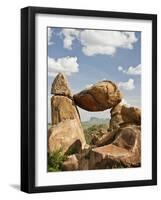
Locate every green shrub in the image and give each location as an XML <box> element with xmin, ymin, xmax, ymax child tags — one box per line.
<box><xmin>48</xmin><ymin>150</ymin><xmax>67</xmax><ymax>172</ymax></box>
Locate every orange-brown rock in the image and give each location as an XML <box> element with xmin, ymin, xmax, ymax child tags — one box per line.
<box><xmin>121</xmin><ymin>106</ymin><xmax>141</xmax><ymax>125</ymax></box>
<box><xmin>62</xmin><ymin>155</ymin><xmax>79</xmax><ymax>171</ymax></box>
<box><xmin>109</xmin><ymin>104</ymin><xmax>141</xmax><ymax>131</ymax></box>
<box><xmin>73</xmin><ymin>81</ymin><xmax>122</xmax><ymax>111</ymax></box>
<box><xmin>48</xmin><ymin>119</ymin><xmax>86</xmax><ymax>154</ymax></box>
<box><xmin>48</xmin><ymin>73</ymin><xmax>86</xmax><ymax>154</ymax></box>
<box><xmin>51</xmin><ymin>95</ymin><xmax>80</xmax><ymax>125</ymax></box>
<box><xmin>89</xmin><ymin>125</ymin><xmax>141</xmax><ymax>169</ymax></box>
<box><xmin>65</xmin><ymin>139</ymin><xmax>82</xmax><ymax>155</ymax></box>
<box><xmin>113</xmin><ymin>125</ymin><xmax>141</xmax><ymax>153</ymax></box>
<box><xmin>95</xmin><ymin>131</ymin><xmax>116</xmax><ymax>147</ymax></box>
<box><xmin>89</xmin><ymin>144</ymin><xmax>130</xmax><ymax>169</ymax></box>
<box><xmin>51</xmin><ymin>73</ymin><xmax>72</xmax><ymax>97</ymax></box>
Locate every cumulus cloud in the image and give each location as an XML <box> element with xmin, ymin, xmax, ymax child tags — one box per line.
<box><xmin>118</xmin><ymin>64</ymin><xmax>141</xmax><ymax>75</ymax></box>
<box><xmin>48</xmin><ymin>56</ymin><xmax>79</xmax><ymax>76</ymax></box>
<box><xmin>48</xmin><ymin>27</ymin><xmax>54</xmax><ymax>45</ymax></box>
<box><xmin>60</xmin><ymin>29</ymin><xmax>138</xmax><ymax>56</ymax></box>
<box><xmin>60</xmin><ymin>29</ymin><xmax>80</xmax><ymax>49</ymax></box>
<box><xmin>118</xmin><ymin>78</ymin><xmax>135</xmax><ymax>90</ymax></box>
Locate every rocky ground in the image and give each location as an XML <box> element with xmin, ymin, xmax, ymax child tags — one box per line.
<box><xmin>48</xmin><ymin>73</ymin><xmax>141</xmax><ymax>172</ymax></box>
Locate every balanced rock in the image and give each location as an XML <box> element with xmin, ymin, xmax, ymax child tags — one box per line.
<box><xmin>109</xmin><ymin>104</ymin><xmax>141</xmax><ymax>131</ymax></box>
<box><xmin>51</xmin><ymin>73</ymin><xmax>72</xmax><ymax>98</ymax></box>
<box><xmin>73</xmin><ymin>81</ymin><xmax>122</xmax><ymax>111</ymax></box>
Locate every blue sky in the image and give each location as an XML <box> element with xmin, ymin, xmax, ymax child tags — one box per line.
<box><xmin>48</xmin><ymin>27</ymin><xmax>141</xmax><ymax>122</ymax></box>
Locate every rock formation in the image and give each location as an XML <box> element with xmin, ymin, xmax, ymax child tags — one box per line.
<box><xmin>48</xmin><ymin>73</ymin><xmax>141</xmax><ymax>171</ymax></box>
<box><xmin>48</xmin><ymin>73</ymin><xmax>86</xmax><ymax>154</ymax></box>
<box><xmin>73</xmin><ymin>80</ymin><xmax>122</xmax><ymax>111</ymax></box>
<box><xmin>89</xmin><ymin>125</ymin><xmax>141</xmax><ymax>169</ymax></box>
<box><xmin>62</xmin><ymin>124</ymin><xmax>141</xmax><ymax>170</ymax></box>
<box><xmin>51</xmin><ymin>73</ymin><xmax>72</xmax><ymax>98</ymax></box>
<box><xmin>109</xmin><ymin>104</ymin><xmax>141</xmax><ymax>131</ymax></box>
<box><xmin>62</xmin><ymin>155</ymin><xmax>79</xmax><ymax>171</ymax></box>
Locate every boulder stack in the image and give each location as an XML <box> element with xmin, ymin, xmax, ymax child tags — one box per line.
<box><xmin>48</xmin><ymin>73</ymin><xmax>86</xmax><ymax>154</ymax></box>
<box><xmin>48</xmin><ymin>74</ymin><xmax>141</xmax><ymax>171</ymax></box>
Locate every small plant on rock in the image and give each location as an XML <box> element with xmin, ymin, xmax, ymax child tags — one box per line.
<box><xmin>48</xmin><ymin>150</ymin><xmax>67</xmax><ymax>172</ymax></box>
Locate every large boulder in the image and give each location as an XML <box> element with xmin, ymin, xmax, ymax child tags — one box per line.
<box><xmin>51</xmin><ymin>95</ymin><xmax>80</xmax><ymax>125</ymax></box>
<box><xmin>62</xmin><ymin>155</ymin><xmax>79</xmax><ymax>171</ymax></box>
<box><xmin>89</xmin><ymin>144</ymin><xmax>132</xmax><ymax>169</ymax></box>
<box><xmin>89</xmin><ymin>125</ymin><xmax>141</xmax><ymax>169</ymax></box>
<box><xmin>48</xmin><ymin>73</ymin><xmax>86</xmax><ymax>154</ymax></box>
<box><xmin>73</xmin><ymin>81</ymin><xmax>122</xmax><ymax>111</ymax></box>
<box><xmin>95</xmin><ymin>131</ymin><xmax>117</xmax><ymax>147</ymax></box>
<box><xmin>109</xmin><ymin>104</ymin><xmax>141</xmax><ymax>131</ymax></box>
<box><xmin>48</xmin><ymin>119</ymin><xmax>86</xmax><ymax>153</ymax></box>
<box><xmin>61</xmin><ymin>125</ymin><xmax>141</xmax><ymax>170</ymax></box>
<box><xmin>51</xmin><ymin>73</ymin><xmax>72</xmax><ymax>98</ymax></box>
<box><xmin>109</xmin><ymin>103</ymin><xmax>124</xmax><ymax>131</ymax></box>
<box><xmin>121</xmin><ymin>106</ymin><xmax>141</xmax><ymax>125</ymax></box>
<box><xmin>113</xmin><ymin>125</ymin><xmax>141</xmax><ymax>153</ymax></box>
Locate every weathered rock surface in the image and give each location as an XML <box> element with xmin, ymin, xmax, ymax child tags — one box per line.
<box><xmin>109</xmin><ymin>103</ymin><xmax>124</xmax><ymax>131</ymax></box>
<box><xmin>95</xmin><ymin>131</ymin><xmax>116</xmax><ymax>147</ymax></box>
<box><xmin>48</xmin><ymin>73</ymin><xmax>86</xmax><ymax>154</ymax></box>
<box><xmin>65</xmin><ymin>139</ymin><xmax>82</xmax><ymax>155</ymax></box>
<box><xmin>113</xmin><ymin>125</ymin><xmax>141</xmax><ymax>152</ymax></box>
<box><xmin>89</xmin><ymin>125</ymin><xmax>141</xmax><ymax>169</ymax></box>
<box><xmin>109</xmin><ymin>104</ymin><xmax>141</xmax><ymax>131</ymax></box>
<box><xmin>89</xmin><ymin>144</ymin><xmax>131</xmax><ymax>169</ymax></box>
<box><xmin>48</xmin><ymin>119</ymin><xmax>86</xmax><ymax>153</ymax></box>
<box><xmin>73</xmin><ymin>81</ymin><xmax>122</xmax><ymax>111</ymax></box>
<box><xmin>62</xmin><ymin>155</ymin><xmax>79</xmax><ymax>171</ymax></box>
<box><xmin>62</xmin><ymin>149</ymin><xmax>90</xmax><ymax>171</ymax></box>
<box><xmin>62</xmin><ymin>125</ymin><xmax>141</xmax><ymax>170</ymax></box>
<box><xmin>51</xmin><ymin>73</ymin><xmax>72</xmax><ymax>97</ymax></box>
<box><xmin>51</xmin><ymin>95</ymin><xmax>80</xmax><ymax>125</ymax></box>
<box><xmin>121</xmin><ymin>106</ymin><xmax>141</xmax><ymax>125</ymax></box>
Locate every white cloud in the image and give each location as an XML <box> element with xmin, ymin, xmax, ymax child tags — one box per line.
<box><xmin>118</xmin><ymin>66</ymin><xmax>123</xmax><ymax>71</ymax></box>
<box><xmin>48</xmin><ymin>28</ymin><xmax>54</xmax><ymax>45</ymax></box>
<box><xmin>118</xmin><ymin>78</ymin><xmax>135</xmax><ymax>90</ymax></box>
<box><xmin>118</xmin><ymin>64</ymin><xmax>141</xmax><ymax>75</ymax></box>
<box><xmin>48</xmin><ymin>56</ymin><xmax>79</xmax><ymax>76</ymax></box>
<box><xmin>60</xmin><ymin>29</ymin><xmax>80</xmax><ymax>49</ymax></box>
<box><xmin>61</xmin><ymin>29</ymin><xmax>138</xmax><ymax>56</ymax></box>
<box><xmin>85</xmin><ymin>83</ymin><xmax>93</xmax><ymax>89</ymax></box>
<box><xmin>120</xmin><ymin>98</ymin><xmax>131</xmax><ymax>107</ymax></box>
<box><xmin>125</xmin><ymin>64</ymin><xmax>141</xmax><ymax>75</ymax></box>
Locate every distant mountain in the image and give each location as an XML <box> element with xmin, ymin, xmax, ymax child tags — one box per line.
<box><xmin>82</xmin><ymin>117</ymin><xmax>109</xmax><ymax>129</ymax></box>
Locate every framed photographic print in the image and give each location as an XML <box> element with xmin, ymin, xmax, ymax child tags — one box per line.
<box><xmin>21</xmin><ymin>6</ymin><xmax>157</xmax><ymax>193</ymax></box>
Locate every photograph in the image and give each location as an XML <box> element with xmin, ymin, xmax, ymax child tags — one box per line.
<box><xmin>47</xmin><ymin>27</ymin><xmax>141</xmax><ymax>172</ymax></box>
<box><xmin>21</xmin><ymin>6</ymin><xmax>157</xmax><ymax>193</ymax></box>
